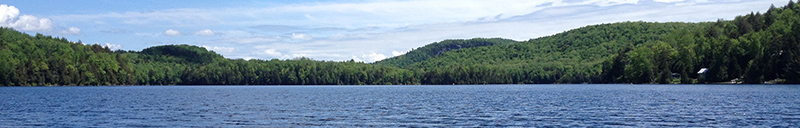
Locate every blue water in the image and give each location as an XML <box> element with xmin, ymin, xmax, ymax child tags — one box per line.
<box><xmin>1</xmin><ymin>85</ymin><xmax>799</xmax><ymax>127</ymax></box>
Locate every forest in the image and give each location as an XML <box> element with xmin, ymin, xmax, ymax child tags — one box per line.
<box><xmin>0</xmin><ymin>2</ymin><xmax>798</xmax><ymax>86</ymax></box>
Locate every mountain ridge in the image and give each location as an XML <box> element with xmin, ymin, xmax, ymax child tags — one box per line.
<box><xmin>373</xmin><ymin>38</ymin><xmax>516</xmax><ymax>68</ymax></box>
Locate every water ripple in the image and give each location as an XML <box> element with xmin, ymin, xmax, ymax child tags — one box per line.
<box><xmin>0</xmin><ymin>85</ymin><xmax>799</xmax><ymax>127</ymax></box>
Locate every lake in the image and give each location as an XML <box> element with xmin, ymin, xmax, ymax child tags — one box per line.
<box><xmin>1</xmin><ymin>85</ymin><xmax>799</xmax><ymax>127</ymax></box>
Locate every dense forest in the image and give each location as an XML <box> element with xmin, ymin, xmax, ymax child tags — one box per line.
<box><xmin>0</xmin><ymin>28</ymin><xmax>417</xmax><ymax>86</ymax></box>
<box><xmin>121</xmin><ymin>46</ymin><xmax>417</xmax><ymax>85</ymax></box>
<box><xmin>0</xmin><ymin>28</ymin><xmax>135</xmax><ymax>86</ymax></box>
<box><xmin>0</xmin><ymin>2</ymin><xmax>798</xmax><ymax>86</ymax></box>
<box><xmin>373</xmin><ymin>38</ymin><xmax>516</xmax><ymax>68</ymax></box>
<box><xmin>402</xmin><ymin>22</ymin><xmax>706</xmax><ymax>84</ymax></box>
<box><xmin>385</xmin><ymin>1</ymin><xmax>800</xmax><ymax>84</ymax></box>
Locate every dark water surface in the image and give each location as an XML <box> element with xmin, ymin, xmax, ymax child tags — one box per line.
<box><xmin>1</xmin><ymin>85</ymin><xmax>799</xmax><ymax>127</ymax></box>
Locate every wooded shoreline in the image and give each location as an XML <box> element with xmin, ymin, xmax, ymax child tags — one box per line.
<box><xmin>1</xmin><ymin>2</ymin><xmax>799</xmax><ymax>86</ymax></box>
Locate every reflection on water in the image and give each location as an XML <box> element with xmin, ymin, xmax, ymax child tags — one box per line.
<box><xmin>1</xmin><ymin>85</ymin><xmax>798</xmax><ymax>127</ymax></box>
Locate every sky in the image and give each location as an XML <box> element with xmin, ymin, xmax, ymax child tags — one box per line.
<box><xmin>0</xmin><ymin>0</ymin><xmax>791</xmax><ymax>62</ymax></box>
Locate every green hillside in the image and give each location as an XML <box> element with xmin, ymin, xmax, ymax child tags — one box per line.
<box><xmin>139</xmin><ymin>44</ymin><xmax>225</xmax><ymax>64</ymax></box>
<box><xmin>0</xmin><ymin>28</ymin><xmax>136</xmax><ymax>86</ymax></box>
<box><xmin>404</xmin><ymin>22</ymin><xmax>707</xmax><ymax>84</ymax></box>
<box><xmin>393</xmin><ymin>2</ymin><xmax>800</xmax><ymax>84</ymax></box>
<box><xmin>374</xmin><ymin>38</ymin><xmax>516</xmax><ymax>68</ymax></box>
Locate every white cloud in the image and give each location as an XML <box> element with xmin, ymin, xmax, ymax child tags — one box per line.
<box><xmin>134</xmin><ymin>32</ymin><xmax>161</xmax><ymax>37</ymax></box>
<box><xmin>103</xmin><ymin>43</ymin><xmax>122</xmax><ymax>50</ymax></box>
<box><xmin>357</xmin><ymin>52</ymin><xmax>387</xmax><ymax>63</ymax></box>
<box><xmin>591</xmin><ymin>0</ymin><xmax>641</xmax><ymax>6</ymax></box>
<box><xmin>291</xmin><ymin>33</ymin><xmax>312</xmax><ymax>40</ymax></box>
<box><xmin>164</xmin><ymin>29</ymin><xmax>181</xmax><ymax>36</ymax></box>
<box><xmin>194</xmin><ymin>29</ymin><xmax>216</xmax><ymax>36</ymax></box>
<box><xmin>218</xmin><ymin>36</ymin><xmax>281</xmax><ymax>44</ymax></box>
<box><xmin>256</xmin><ymin>49</ymin><xmax>283</xmax><ymax>57</ymax></box>
<box><xmin>392</xmin><ymin>50</ymin><xmax>409</xmax><ymax>56</ymax></box>
<box><xmin>304</xmin><ymin>14</ymin><xmax>316</xmax><ymax>21</ymax></box>
<box><xmin>653</xmin><ymin>0</ymin><xmax>685</xmax><ymax>3</ymax></box>
<box><xmin>202</xmin><ymin>45</ymin><xmax>235</xmax><ymax>53</ymax></box>
<box><xmin>60</xmin><ymin>27</ymin><xmax>81</xmax><ymax>35</ymax></box>
<box><xmin>102</xmin><ymin>29</ymin><xmax>127</xmax><ymax>34</ymax></box>
<box><xmin>11</xmin><ymin>15</ymin><xmax>53</xmax><ymax>31</ymax></box>
<box><xmin>0</xmin><ymin>4</ymin><xmax>20</xmax><ymax>25</ymax></box>
<box><xmin>0</xmin><ymin>4</ymin><xmax>53</xmax><ymax>31</ymax></box>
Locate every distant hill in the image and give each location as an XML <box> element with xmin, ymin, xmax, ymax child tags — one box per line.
<box><xmin>373</xmin><ymin>38</ymin><xmax>516</xmax><ymax>68</ymax></box>
<box><xmin>140</xmin><ymin>44</ymin><xmax>224</xmax><ymax>64</ymax></box>
<box><xmin>0</xmin><ymin>28</ymin><xmax>416</xmax><ymax>86</ymax></box>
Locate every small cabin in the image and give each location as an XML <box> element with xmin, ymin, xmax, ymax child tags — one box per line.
<box><xmin>697</xmin><ymin>68</ymin><xmax>708</xmax><ymax>74</ymax></box>
<box><xmin>697</xmin><ymin>68</ymin><xmax>708</xmax><ymax>83</ymax></box>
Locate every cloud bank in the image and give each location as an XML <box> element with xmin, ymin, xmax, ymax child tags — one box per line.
<box><xmin>195</xmin><ymin>29</ymin><xmax>216</xmax><ymax>36</ymax></box>
<box><xmin>0</xmin><ymin>4</ymin><xmax>52</xmax><ymax>31</ymax></box>
<box><xmin>164</xmin><ymin>29</ymin><xmax>181</xmax><ymax>36</ymax></box>
<box><xmin>0</xmin><ymin>4</ymin><xmax>80</xmax><ymax>35</ymax></box>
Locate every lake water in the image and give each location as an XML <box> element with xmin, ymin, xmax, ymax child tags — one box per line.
<box><xmin>1</xmin><ymin>85</ymin><xmax>799</xmax><ymax>127</ymax></box>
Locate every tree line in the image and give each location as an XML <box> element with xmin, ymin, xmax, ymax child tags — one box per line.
<box><xmin>0</xmin><ymin>28</ymin><xmax>135</xmax><ymax>86</ymax></box>
<box><xmin>0</xmin><ymin>1</ymin><xmax>798</xmax><ymax>86</ymax></box>
<box><xmin>601</xmin><ymin>2</ymin><xmax>800</xmax><ymax>84</ymax></box>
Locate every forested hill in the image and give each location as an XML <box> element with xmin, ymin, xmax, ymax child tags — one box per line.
<box><xmin>0</xmin><ymin>28</ymin><xmax>136</xmax><ymax>86</ymax></box>
<box><xmin>139</xmin><ymin>44</ymin><xmax>225</xmax><ymax>64</ymax></box>
<box><xmin>403</xmin><ymin>22</ymin><xmax>707</xmax><ymax>84</ymax></box>
<box><xmin>118</xmin><ymin>45</ymin><xmax>417</xmax><ymax>85</ymax></box>
<box><xmin>1</xmin><ymin>2</ymin><xmax>799</xmax><ymax>86</ymax></box>
<box><xmin>373</xmin><ymin>38</ymin><xmax>516</xmax><ymax>68</ymax></box>
<box><xmin>0</xmin><ymin>29</ymin><xmax>417</xmax><ymax>86</ymax></box>
<box><xmin>391</xmin><ymin>2</ymin><xmax>800</xmax><ymax>84</ymax></box>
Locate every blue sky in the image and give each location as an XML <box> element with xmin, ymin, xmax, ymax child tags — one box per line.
<box><xmin>0</xmin><ymin>0</ymin><xmax>790</xmax><ymax>62</ymax></box>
